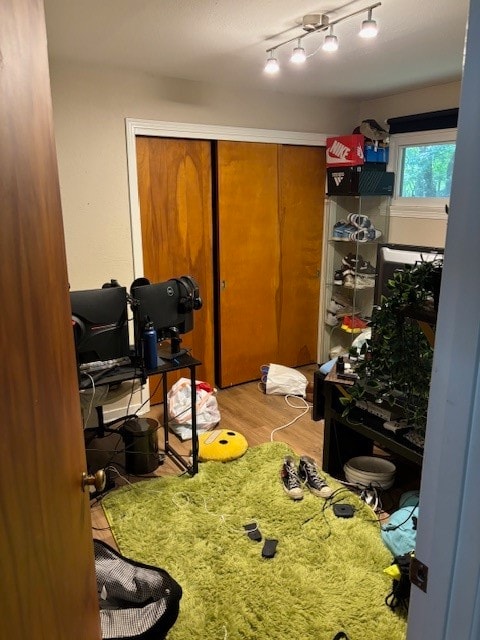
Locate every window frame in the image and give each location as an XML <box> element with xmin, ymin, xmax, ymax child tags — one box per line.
<box><xmin>387</xmin><ymin>128</ymin><xmax>457</xmax><ymax>220</ymax></box>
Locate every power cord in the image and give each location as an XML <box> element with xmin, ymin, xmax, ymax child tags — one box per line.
<box><xmin>381</xmin><ymin>501</ymin><xmax>419</xmax><ymax>532</ymax></box>
<box><xmin>80</xmin><ymin>373</ymin><xmax>96</xmax><ymax>426</ymax></box>
<box><xmin>270</xmin><ymin>395</ymin><xmax>312</xmax><ymax>441</ymax></box>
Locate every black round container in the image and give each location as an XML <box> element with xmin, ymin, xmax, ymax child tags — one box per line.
<box><xmin>123</xmin><ymin>417</ymin><xmax>159</xmax><ymax>475</ymax></box>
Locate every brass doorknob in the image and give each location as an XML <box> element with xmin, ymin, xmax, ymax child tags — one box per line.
<box><xmin>82</xmin><ymin>469</ymin><xmax>107</xmax><ymax>492</ymax></box>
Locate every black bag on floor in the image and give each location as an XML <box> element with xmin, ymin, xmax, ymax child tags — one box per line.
<box><xmin>385</xmin><ymin>552</ymin><xmax>413</xmax><ymax>612</ymax></box>
<box><xmin>94</xmin><ymin>539</ymin><xmax>182</xmax><ymax>639</ymax></box>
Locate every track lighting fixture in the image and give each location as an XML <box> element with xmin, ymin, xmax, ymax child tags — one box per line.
<box><xmin>290</xmin><ymin>39</ymin><xmax>307</xmax><ymax>64</ymax></box>
<box><xmin>264</xmin><ymin>2</ymin><xmax>380</xmax><ymax>74</ymax></box>
<box><xmin>264</xmin><ymin>53</ymin><xmax>279</xmax><ymax>74</ymax></box>
<box><xmin>322</xmin><ymin>27</ymin><xmax>339</xmax><ymax>52</ymax></box>
<box><xmin>359</xmin><ymin>8</ymin><xmax>378</xmax><ymax>38</ymax></box>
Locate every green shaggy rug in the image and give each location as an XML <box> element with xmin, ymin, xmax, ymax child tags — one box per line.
<box><xmin>102</xmin><ymin>442</ymin><xmax>407</xmax><ymax>640</ymax></box>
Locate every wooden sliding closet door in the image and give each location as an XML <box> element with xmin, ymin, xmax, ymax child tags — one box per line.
<box><xmin>136</xmin><ymin>137</ymin><xmax>215</xmax><ymax>394</ymax></box>
<box><xmin>277</xmin><ymin>144</ymin><xmax>326</xmax><ymax>365</ymax></box>
<box><xmin>217</xmin><ymin>141</ymin><xmax>280</xmax><ymax>387</ymax></box>
<box><xmin>217</xmin><ymin>141</ymin><xmax>325</xmax><ymax>387</ymax></box>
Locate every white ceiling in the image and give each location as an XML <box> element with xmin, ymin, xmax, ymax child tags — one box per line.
<box><xmin>44</xmin><ymin>0</ymin><xmax>469</xmax><ymax>100</ymax></box>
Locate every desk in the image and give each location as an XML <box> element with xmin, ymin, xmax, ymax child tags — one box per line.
<box><xmin>322</xmin><ymin>369</ymin><xmax>423</xmax><ymax>477</ymax></box>
<box><xmin>151</xmin><ymin>353</ymin><xmax>202</xmax><ymax>476</ymax></box>
<box><xmin>80</xmin><ymin>354</ymin><xmax>202</xmax><ymax>475</ymax></box>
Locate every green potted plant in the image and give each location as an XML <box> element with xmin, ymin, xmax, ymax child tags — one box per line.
<box><xmin>341</xmin><ymin>257</ymin><xmax>443</xmax><ymax>441</ymax></box>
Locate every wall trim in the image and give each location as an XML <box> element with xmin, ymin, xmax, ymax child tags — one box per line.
<box><xmin>126</xmin><ymin>117</ymin><xmax>328</xmax><ymax>146</ymax></box>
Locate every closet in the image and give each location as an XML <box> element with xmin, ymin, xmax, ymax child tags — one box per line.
<box><xmin>136</xmin><ymin>136</ymin><xmax>325</xmax><ymax>391</ymax></box>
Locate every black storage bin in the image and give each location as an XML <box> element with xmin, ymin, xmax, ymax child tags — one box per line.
<box><xmin>327</xmin><ymin>166</ymin><xmax>395</xmax><ymax>196</ymax></box>
<box><xmin>94</xmin><ymin>539</ymin><xmax>182</xmax><ymax>640</ymax></box>
<box><xmin>122</xmin><ymin>417</ymin><xmax>159</xmax><ymax>475</ymax></box>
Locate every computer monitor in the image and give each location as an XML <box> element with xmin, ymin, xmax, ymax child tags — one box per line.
<box><xmin>70</xmin><ymin>286</ymin><xmax>130</xmax><ymax>365</ymax></box>
<box><xmin>130</xmin><ymin>278</ymin><xmax>198</xmax><ymax>359</ymax></box>
<box><xmin>374</xmin><ymin>243</ymin><xmax>444</xmax><ymax>306</ymax></box>
<box><xmin>131</xmin><ymin>280</ymin><xmax>191</xmax><ymax>335</ymax></box>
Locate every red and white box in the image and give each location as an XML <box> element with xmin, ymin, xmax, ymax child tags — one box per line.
<box><xmin>326</xmin><ymin>134</ymin><xmax>365</xmax><ymax>167</ymax></box>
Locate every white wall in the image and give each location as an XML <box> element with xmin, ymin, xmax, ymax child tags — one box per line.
<box><xmin>358</xmin><ymin>80</ymin><xmax>461</xmax><ymax>247</ymax></box>
<box><xmin>358</xmin><ymin>80</ymin><xmax>461</xmax><ymax>128</ymax></box>
<box><xmin>387</xmin><ymin>216</ymin><xmax>448</xmax><ymax>247</ymax></box>
<box><xmin>50</xmin><ymin>61</ymin><xmax>358</xmax><ymax>290</ymax></box>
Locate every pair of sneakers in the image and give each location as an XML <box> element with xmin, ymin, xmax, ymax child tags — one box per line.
<box><xmin>281</xmin><ymin>456</ymin><xmax>333</xmax><ymax>501</ymax></box>
<box><xmin>332</xmin><ymin>220</ymin><xmax>357</xmax><ymax>241</ymax></box>
<box><xmin>342</xmin><ymin>252</ymin><xmax>376</xmax><ymax>276</ymax></box>
<box><xmin>334</xmin><ymin>266</ymin><xmax>373</xmax><ymax>289</ymax></box>
<box><xmin>341</xmin><ymin>253</ymin><xmax>376</xmax><ymax>289</ymax></box>
<box><xmin>346</xmin><ymin>213</ymin><xmax>372</xmax><ymax>230</ymax></box>
<box><xmin>345</xmin><ymin>214</ymin><xmax>382</xmax><ymax>242</ymax></box>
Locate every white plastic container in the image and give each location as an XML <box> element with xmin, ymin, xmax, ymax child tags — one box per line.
<box><xmin>344</xmin><ymin>455</ymin><xmax>396</xmax><ymax>489</ymax></box>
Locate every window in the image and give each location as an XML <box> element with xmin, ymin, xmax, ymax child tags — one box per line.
<box><xmin>399</xmin><ymin>142</ymin><xmax>456</xmax><ymax>198</ymax></box>
<box><xmin>388</xmin><ymin>128</ymin><xmax>456</xmax><ymax>218</ymax></box>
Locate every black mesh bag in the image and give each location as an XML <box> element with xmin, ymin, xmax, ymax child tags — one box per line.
<box><xmin>94</xmin><ymin>539</ymin><xmax>182</xmax><ymax>639</ymax></box>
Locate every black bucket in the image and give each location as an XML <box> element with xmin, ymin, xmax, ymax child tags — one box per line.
<box><xmin>123</xmin><ymin>417</ymin><xmax>159</xmax><ymax>475</ymax></box>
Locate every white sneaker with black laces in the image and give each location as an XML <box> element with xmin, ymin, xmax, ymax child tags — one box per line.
<box><xmin>281</xmin><ymin>456</ymin><xmax>304</xmax><ymax>501</ymax></box>
<box><xmin>298</xmin><ymin>456</ymin><xmax>333</xmax><ymax>498</ymax></box>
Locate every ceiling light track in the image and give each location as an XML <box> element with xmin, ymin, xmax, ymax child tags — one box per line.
<box><xmin>264</xmin><ymin>2</ymin><xmax>381</xmax><ymax>74</ymax></box>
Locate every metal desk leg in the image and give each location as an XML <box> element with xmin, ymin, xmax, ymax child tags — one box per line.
<box><xmin>162</xmin><ymin>371</ymin><xmax>187</xmax><ymax>473</ymax></box>
<box><xmin>189</xmin><ymin>364</ymin><xmax>198</xmax><ymax>475</ymax></box>
<box><xmin>162</xmin><ymin>365</ymin><xmax>199</xmax><ymax>476</ymax></box>
<box><xmin>95</xmin><ymin>406</ymin><xmax>106</xmax><ymax>438</ymax></box>
<box><xmin>163</xmin><ymin>372</ymin><xmax>169</xmax><ymax>451</ymax></box>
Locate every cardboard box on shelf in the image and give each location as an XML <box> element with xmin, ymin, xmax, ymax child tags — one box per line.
<box><xmin>326</xmin><ymin>134</ymin><xmax>365</xmax><ymax>167</ymax></box>
<box><xmin>365</xmin><ymin>143</ymin><xmax>389</xmax><ymax>164</ymax></box>
<box><xmin>327</xmin><ymin>166</ymin><xmax>395</xmax><ymax>196</ymax></box>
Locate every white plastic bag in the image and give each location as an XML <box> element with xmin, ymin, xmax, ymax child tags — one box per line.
<box><xmin>263</xmin><ymin>364</ymin><xmax>308</xmax><ymax>397</ymax></box>
<box><xmin>167</xmin><ymin>378</ymin><xmax>220</xmax><ymax>441</ymax></box>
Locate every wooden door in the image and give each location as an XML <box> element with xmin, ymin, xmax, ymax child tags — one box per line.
<box><xmin>217</xmin><ymin>142</ymin><xmax>325</xmax><ymax>387</ymax></box>
<box><xmin>136</xmin><ymin>137</ymin><xmax>215</xmax><ymax>399</ymax></box>
<box><xmin>277</xmin><ymin>145</ymin><xmax>326</xmax><ymax>364</ymax></box>
<box><xmin>216</xmin><ymin>141</ymin><xmax>280</xmax><ymax>387</ymax></box>
<box><xmin>1</xmin><ymin>1</ymin><xmax>101</xmax><ymax>638</ymax></box>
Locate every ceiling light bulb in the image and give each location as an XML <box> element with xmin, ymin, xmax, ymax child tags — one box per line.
<box><xmin>290</xmin><ymin>40</ymin><xmax>306</xmax><ymax>64</ymax></box>
<box><xmin>323</xmin><ymin>34</ymin><xmax>339</xmax><ymax>52</ymax></box>
<box><xmin>264</xmin><ymin>54</ymin><xmax>279</xmax><ymax>74</ymax></box>
<box><xmin>359</xmin><ymin>9</ymin><xmax>378</xmax><ymax>38</ymax></box>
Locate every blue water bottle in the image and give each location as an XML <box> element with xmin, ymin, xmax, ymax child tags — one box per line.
<box><xmin>143</xmin><ymin>318</ymin><xmax>158</xmax><ymax>370</ymax></box>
